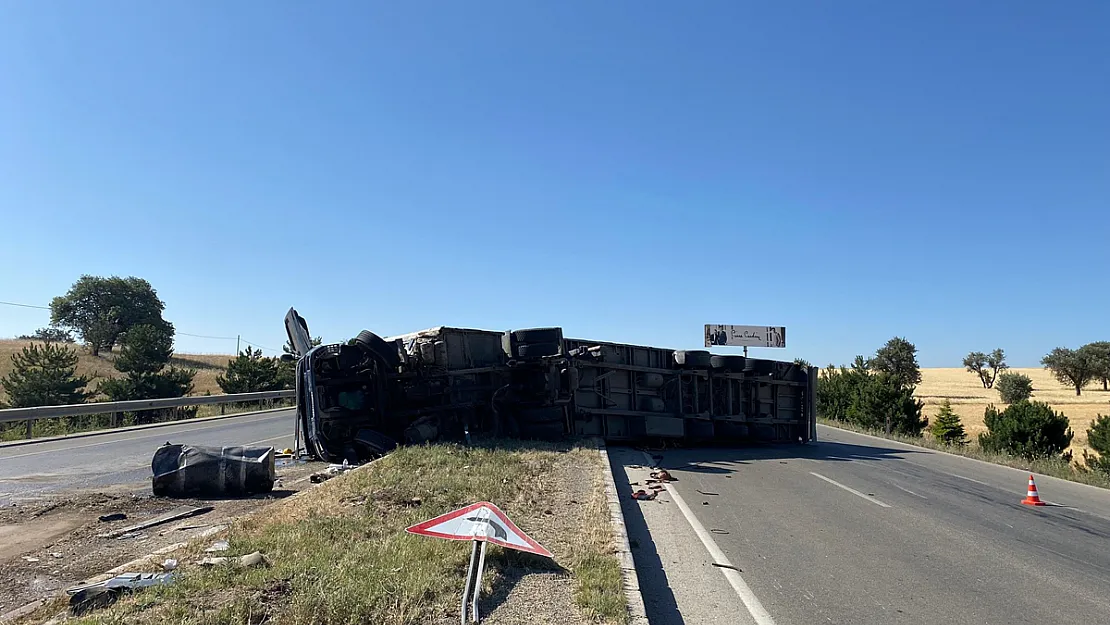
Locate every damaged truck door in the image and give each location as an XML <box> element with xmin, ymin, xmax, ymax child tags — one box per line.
<box><xmin>284</xmin><ymin>308</ymin><xmax>818</xmax><ymax>465</ymax></box>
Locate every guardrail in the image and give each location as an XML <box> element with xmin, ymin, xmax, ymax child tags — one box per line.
<box><xmin>0</xmin><ymin>390</ymin><xmax>296</xmax><ymax>438</ymax></box>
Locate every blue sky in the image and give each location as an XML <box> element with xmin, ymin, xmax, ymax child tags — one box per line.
<box><xmin>1</xmin><ymin>1</ymin><xmax>1107</xmax><ymax>368</ymax></box>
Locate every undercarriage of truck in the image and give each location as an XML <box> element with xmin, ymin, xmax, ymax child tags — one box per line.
<box><xmin>285</xmin><ymin>309</ymin><xmax>817</xmax><ymax>464</ymax></box>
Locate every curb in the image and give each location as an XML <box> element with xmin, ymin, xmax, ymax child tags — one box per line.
<box><xmin>598</xmin><ymin>446</ymin><xmax>649</xmax><ymax>625</ymax></box>
<box><xmin>0</xmin><ymin>406</ymin><xmax>294</xmax><ymax>450</ymax></box>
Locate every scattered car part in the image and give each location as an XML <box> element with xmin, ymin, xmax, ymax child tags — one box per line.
<box><xmin>151</xmin><ymin>443</ymin><xmax>275</xmax><ymax>497</ymax></box>
<box><xmin>97</xmin><ymin>506</ymin><xmax>214</xmax><ymax>539</ymax></box>
<box><xmin>67</xmin><ymin>573</ymin><xmax>175</xmax><ymax>616</ymax></box>
<box><xmin>97</xmin><ymin>513</ymin><xmax>127</xmax><ymax>523</ymax></box>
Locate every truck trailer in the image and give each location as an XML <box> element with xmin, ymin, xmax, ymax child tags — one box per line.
<box><xmin>284</xmin><ymin>308</ymin><xmax>817</xmax><ymax>464</ymax></box>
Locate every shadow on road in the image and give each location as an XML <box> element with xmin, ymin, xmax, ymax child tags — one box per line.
<box><xmin>607</xmin><ymin>453</ymin><xmax>685</xmax><ymax>624</ymax></box>
<box><xmin>640</xmin><ymin>440</ymin><xmax>924</xmax><ymax>475</ymax></box>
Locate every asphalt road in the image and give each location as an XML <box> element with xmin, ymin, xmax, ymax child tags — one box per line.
<box><xmin>0</xmin><ymin>409</ymin><xmax>297</xmax><ymax>503</ymax></box>
<box><xmin>612</xmin><ymin>424</ymin><xmax>1110</xmax><ymax>625</ymax></box>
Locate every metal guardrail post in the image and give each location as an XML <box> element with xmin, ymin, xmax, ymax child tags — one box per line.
<box><xmin>25</xmin><ymin>420</ymin><xmax>33</xmax><ymax>439</ymax></box>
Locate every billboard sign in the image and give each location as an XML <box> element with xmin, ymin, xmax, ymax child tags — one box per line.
<box><xmin>705</xmin><ymin>325</ymin><xmax>786</xmax><ymax>348</ymax></box>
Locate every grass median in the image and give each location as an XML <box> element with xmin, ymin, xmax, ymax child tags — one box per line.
<box><xmin>56</xmin><ymin>439</ymin><xmax>627</xmax><ymax>625</ymax></box>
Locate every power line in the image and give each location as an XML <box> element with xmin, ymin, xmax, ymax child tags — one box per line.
<box><xmin>2</xmin><ymin>299</ymin><xmax>283</xmax><ymax>352</ymax></box>
<box><xmin>0</xmin><ymin>300</ymin><xmax>51</xmax><ymax>310</ymax></box>
<box><xmin>177</xmin><ymin>331</ymin><xmax>239</xmax><ymax>340</ymax></box>
<box><xmin>241</xmin><ymin>339</ymin><xmax>280</xmax><ymax>353</ymax></box>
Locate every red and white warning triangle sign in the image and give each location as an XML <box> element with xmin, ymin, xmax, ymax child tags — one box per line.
<box><xmin>405</xmin><ymin>501</ymin><xmax>553</xmax><ymax>558</ymax></box>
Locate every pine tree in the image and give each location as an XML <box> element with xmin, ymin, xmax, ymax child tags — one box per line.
<box><xmin>929</xmin><ymin>400</ymin><xmax>967</xmax><ymax>446</ymax></box>
<box><xmin>218</xmin><ymin>347</ymin><xmax>282</xmax><ymax>393</ymax></box>
<box><xmin>1082</xmin><ymin>414</ymin><xmax>1110</xmax><ymax>474</ymax></box>
<box><xmin>0</xmin><ymin>342</ymin><xmax>91</xmax><ymax>407</ymax></box>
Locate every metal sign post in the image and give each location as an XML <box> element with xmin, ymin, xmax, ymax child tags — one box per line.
<box><xmin>460</xmin><ymin>539</ymin><xmax>489</xmax><ymax>623</ymax></box>
<box><xmin>406</xmin><ymin>501</ymin><xmax>553</xmax><ymax>625</ymax></box>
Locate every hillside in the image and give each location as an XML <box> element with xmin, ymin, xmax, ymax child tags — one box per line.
<box><xmin>916</xmin><ymin>367</ymin><xmax>1110</xmax><ymax>455</ymax></box>
<box><xmin>0</xmin><ymin>339</ymin><xmax>233</xmax><ymax>403</ymax></box>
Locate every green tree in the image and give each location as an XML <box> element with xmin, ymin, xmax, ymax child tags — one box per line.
<box><xmin>1042</xmin><ymin>346</ymin><xmax>1097</xmax><ymax>396</ymax></box>
<box><xmin>929</xmin><ymin>400</ymin><xmax>967</xmax><ymax>445</ymax></box>
<box><xmin>1084</xmin><ymin>341</ymin><xmax>1110</xmax><ymax>392</ymax></box>
<box><xmin>218</xmin><ymin>347</ymin><xmax>282</xmax><ymax>393</ymax></box>
<box><xmin>1081</xmin><ymin>414</ymin><xmax>1110</xmax><ymax>474</ymax></box>
<box><xmin>113</xmin><ymin>323</ymin><xmax>175</xmax><ymax>375</ymax></box>
<box><xmin>978</xmin><ymin>400</ymin><xmax>1073</xmax><ymax>461</ymax></box>
<box><xmin>98</xmin><ymin>323</ymin><xmax>195</xmax><ymax>402</ymax></box>
<box><xmin>817</xmin><ymin>358</ymin><xmax>926</xmax><ymax>436</ymax></box>
<box><xmin>0</xmin><ymin>343</ymin><xmax>91</xmax><ymax>407</ymax></box>
<box><xmin>793</xmin><ymin>358</ymin><xmax>813</xmax><ymax>368</ymax></box>
<box><xmin>870</xmin><ymin>337</ymin><xmax>922</xmax><ymax>390</ymax></box>
<box><xmin>49</xmin><ymin>275</ymin><xmax>167</xmax><ymax>356</ymax></box>
<box><xmin>17</xmin><ymin>327</ymin><xmax>75</xmax><ymax>343</ymax></box>
<box><xmin>963</xmin><ymin>348</ymin><xmax>1008</xmax><ymax>389</ymax></box>
<box><xmin>995</xmin><ymin>371</ymin><xmax>1034</xmax><ymax>403</ymax></box>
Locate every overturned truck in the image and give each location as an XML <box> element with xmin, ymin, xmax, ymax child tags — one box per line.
<box><xmin>284</xmin><ymin>308</ymin><xmax>817</xmax><ymax>464</ymax></box>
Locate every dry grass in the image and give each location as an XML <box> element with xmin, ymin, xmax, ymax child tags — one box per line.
<box><xmin>0</xmin><ymin>339</ymin><xmax>232</xmax><ymax>403</ymax></box>
<box><xmin>49</xmin><ymin>440</ymin><xmax>627</xmax><ymax>625</ymax></box>
<box><xmin>916</xmin><ymin>368</ymin><xmax>1110</xmax><ymax>455</ymax></box>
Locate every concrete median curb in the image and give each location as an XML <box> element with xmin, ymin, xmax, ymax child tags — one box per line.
<box><xmin>0</xmin><ymin>406</ymin><xmax>294</xmax><ymax>450</ymax></box>
<box><xmin>599</xmin><ymin>446</ymin><xmax>649</xmax><ymax>625</ymax></box>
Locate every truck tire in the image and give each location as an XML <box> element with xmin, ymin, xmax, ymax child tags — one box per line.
<box><xmin>517</xmin><ymin>342</ymin><xmax>561</xmax><ymax>359</ymax></box>
<box><xmin>710</xmin><ymin>355</ymin><xmax>746</xmax><ymax>370</ymax></box>
<box><xmin>673</xmin><ymin>350</ymin><xmax>711</xmax><ymax>368</ymax></box>
<box><xmin>512</xmin><ymin>328</ymin><xmax>562</xmax><ymax>344</ymax></box>
<box><xmin>355</xmin><ymin>330</ymin><xmax>400</xmax><ymax>368</ymax></box>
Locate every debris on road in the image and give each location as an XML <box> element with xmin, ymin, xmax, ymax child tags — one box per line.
<box><xmin>67</xmin><ymin>573</ymin><xmax>175</xmax><ymax>616</ymax></box>
<box><xmin>197</xmin><ymin>551</ymin><xmax>269</xmax><ymax>568</ymax></box>
<box><xmin>205</xmin><ymin>539</ymin><xmax>229</xmax><ymax>552</ymax></box>
<box><xmin>631</xmin><ymin>489</ymin><xmax>657</xmax><ymax>501</ymax></box>
<box><xmin>696</xmin><ymin>489</ymin><xmax>719</xmax><ymax>496</ymax></box>
<box><xmin>97</xmin><ymin>513</ymin><xmax>127</xmax><ymax>523</ymax></box>
<box><xmin>21</xmin><ymin>556</ymin><xmax>39</xmax><ymax>563</ymax></box>
<box><xmin>239</xmin><ymin>551</ymin><xmax>267</xmax><ymax>567</ymax></box>
<box><xmin>152</xmin><ymin>443</ymin><xmax>277</xmax><ymax>497</ymax></box>
<box><xmin>310</xmin><ymin>461</ymin><xmax>358</xmax><ymax>483</ymax></box>
<box><xmin>648</xmin><ymin>469</ymin><xmax>674</xmax><ymax>482</ymax></box>
<box><xmin>97</xmin><ymin>505</ymin><xmax>214</xmax><ymax>539</ymax></box>
<box><xmin>712</xmin><ymin>562</ymin><xmax>741</xmax><ymax>572</ymax></box>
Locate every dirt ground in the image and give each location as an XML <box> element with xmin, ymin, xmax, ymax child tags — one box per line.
<box><xmin>916</xmin><ymin>367</ymin><xmax>1110</xmax><ymax>454</ymax></box>
<box><xmin>0</xmin><ymin>459</ymin><xmax>323</xmax><ymax>618</ymax></box>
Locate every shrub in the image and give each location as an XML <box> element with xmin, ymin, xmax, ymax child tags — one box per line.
<box><xmin>818</xmin><ymin>361</ymin><xmax>926</xmax><ymax>436</ymax></box>
<box><xmin>929</xmin><ymin>400</ymin><xmax>967</xmax><ymax>445</ymax></box>
<box><xmin>1082</xmin><ymin>414</ymin><xmax>1110</xmax><ymax>474</ymax></box>
<box><xmin>995</xmin><ymin>372</ymin><xmax>1034</xmax><ymax>403</ymax></box>
<box><xmin>978</xmin><ymin>400</ymin><xmax>1073</xmax><ymax>461</ymax></box>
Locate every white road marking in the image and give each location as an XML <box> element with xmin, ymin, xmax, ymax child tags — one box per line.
<box><xmin>0</xmin><ymin>414</ymin><xmax>289</xmax><ymax>460</ymax></box>
<box><xmin>641</xmin><ymin>452</ymin><xmax>776</xmax><ymax>625</ymax></box>
<box><xmin>247</xmin><ymin>435</ymin><xmax>292</xmax><ymax>446</ymax></box>
<box><xmin>952</xmin><ymin>474</ymin><xmax>989</xmax><ymax>486</ymax></box>
<box><xmin>810</xmin><ymin>472</ymin><xmax>891</xmax><ymax>508</ymax></box>
<box><xmin>891</xmin><ymin>483</ymin><xmax>927</xmax><ymax>499</ymax></box>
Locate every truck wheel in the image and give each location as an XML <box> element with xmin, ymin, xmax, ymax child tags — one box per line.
<box><xmin>674</xmin><ymin>350</ymin><xmax>712</xmax><ymax>368</ymax></box>
<box><xmin>710</xmin><ymin>355</ymin><xmax>746</xmax><ymax>370</ymax></box>
<box><xmin>355</xmin><ymin>330</ymin><xmax>400</xmax><ymax>368</ymax></box>
<box><xmin>512</xmin><ymin>328</ymin><xmax>562</xmax><ymax>344</ymax></box>
<box><xmin>517</xmin><ymin>342</ymin><xmax>561</xmax><ymax>359</ymax></box>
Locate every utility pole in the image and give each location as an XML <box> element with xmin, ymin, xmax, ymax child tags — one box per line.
<box><xmin>236</xmin><ymin>335</ymin><xmax>241</xmax><ymax>354</ymax></box>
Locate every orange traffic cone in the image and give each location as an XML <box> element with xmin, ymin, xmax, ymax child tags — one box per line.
<box><xmin>1022</xmin><ymin>474</ymin><xmax>1046</xmax><ymax>506</ymax></box>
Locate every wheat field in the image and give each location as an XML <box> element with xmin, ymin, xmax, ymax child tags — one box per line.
<box><xmin>0</xmin><ymin>339</ymin><xmax>233</xmax><ymax>402</ymax></box>
<box><xmin>917</xmin><ymin>368</ymin><xmax>1110</xmax><ymax>455</ymax></box>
